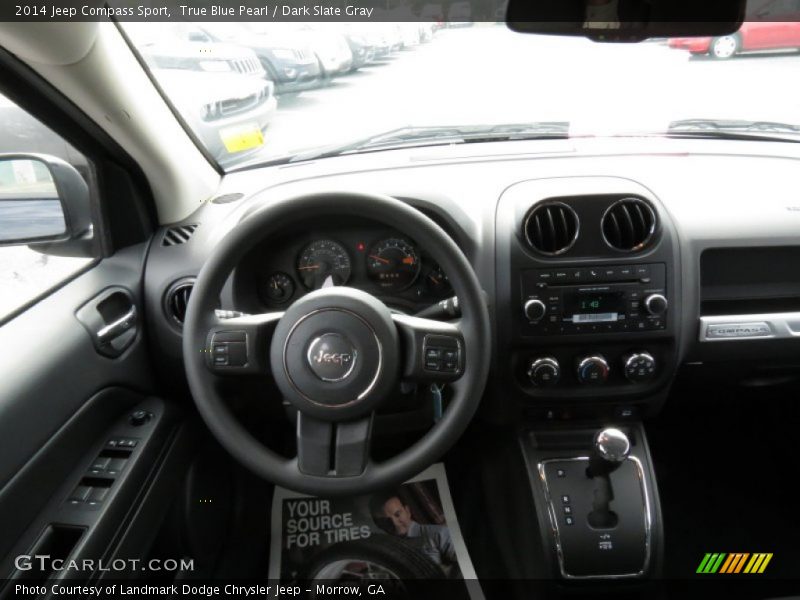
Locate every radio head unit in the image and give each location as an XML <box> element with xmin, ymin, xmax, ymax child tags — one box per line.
<box><xmin>520</xmin><ymin>263</ymin><xmax>668</xmax><ymax>336</ymax></box>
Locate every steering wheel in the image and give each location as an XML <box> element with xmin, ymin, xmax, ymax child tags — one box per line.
<box><xmin>183</xmin><ymin>192</ymin><xmax>491</xmax><ymax>495</ymax></box>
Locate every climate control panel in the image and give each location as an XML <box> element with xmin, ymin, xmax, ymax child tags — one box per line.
<box><xmin>525</xmin><ymin>351</ymin><xmax>658</xmax><ymax>389</ymax></box>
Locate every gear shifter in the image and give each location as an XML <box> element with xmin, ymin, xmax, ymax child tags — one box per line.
<box><xmin>586</xmin><ymin>428</ymin><xmax>630</xmax><ymax>528</ymax></box>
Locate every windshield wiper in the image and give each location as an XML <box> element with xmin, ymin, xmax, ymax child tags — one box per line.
<box><xmin>241</xmin><ymin>122</ymin><xmax>570</xmax><ymax>169</ymax></box>
<box><xmin>667</xmin><ymin>119</ymin><xmax>800</xmax><ymax>143</ymax></box>
<box><xmin>292</xmin><ymin>122</ymin><xmax>570</xmax><ymax>161</ymax></box>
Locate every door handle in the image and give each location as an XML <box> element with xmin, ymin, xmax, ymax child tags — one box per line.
<box><xmin>75</xmin><ymin>287</ymin><xmax>139</xmax><ymax>358</ymax></box>
<box><xmin>96</xmin><ymin>306</ymin><xmax>137</xmax><ymax>344</ymax></box>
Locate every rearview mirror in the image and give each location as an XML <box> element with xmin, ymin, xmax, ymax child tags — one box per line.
<box><xmin>0</xmin><ymin>154</ymin><xmax>91</xmax><ymax>254</ymax></box>
<box><xmin>506</xmin><ymin>0</ymin><xmax>748</xmax><ymax>42</ymax></box>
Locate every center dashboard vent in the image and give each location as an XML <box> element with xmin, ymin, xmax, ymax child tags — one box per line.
<box><xmin>523</xmin><ymin>202</ymin><xmax>579</xmax><ymax>255</ymax></box>
<box><xmin>162</xmin><ymin>224</ymin><xmax>198</xmax><ymax>247</ymax></box>
<box><xmin>601</xmin><ymin>198</ymin><xmax>657</xmax><ymax>252</ymax></box>
<box><xmin>164</xmin><ymin>279</ymin><xmax>194</xmax><ymax>327</ymax></box>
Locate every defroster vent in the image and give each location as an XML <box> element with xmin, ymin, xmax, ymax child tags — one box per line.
<box><xmin>162</xmin><ymin>224</ymin><xmax>198</xmax><ymax>247</ymax></box>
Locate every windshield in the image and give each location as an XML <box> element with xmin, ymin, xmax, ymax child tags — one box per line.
<box><xmin>121</xmin><ymin>10</ymin><xmax>800</xmax><ymax>171</ymax></box>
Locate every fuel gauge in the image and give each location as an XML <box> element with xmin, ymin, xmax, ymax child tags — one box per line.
<box><xmin>259</xmin><ymin>272</ymin><xmax>295</xmax><ymax>304</ymax></box>
<box><xmin>425</xmin><ymin>264</ymin><xmax>452</xmax><ymax>296</ymax></box>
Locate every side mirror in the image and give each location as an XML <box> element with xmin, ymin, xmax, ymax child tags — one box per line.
<box><xmin>0</xmin><ymin>153</ymin><xmax>92</xmax><ymax>256</ymax></box>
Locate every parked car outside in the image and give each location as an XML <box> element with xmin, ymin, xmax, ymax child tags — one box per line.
<box><xmin>199</xmin><ymin>23</ymin><xmax>322</xmax><ymax>95</ymax></box>
<box><xmin>668</xmin><ymin>0</ymin><xmax>800</xmax><ymax>59</ymax></box>
<box><xmin>291</xmin><ymin>25</ymin><xmax>354</xmax><ymax>81</ymax></box>
<box><xmin>124</xmin><ymin>22</ymin><xmax>266</xmax><ymax>79</ymax></box>
<box><xmin>156</xmin><ymin>69</ymin><xmax>276</xmax><ymax>168</ymax></box>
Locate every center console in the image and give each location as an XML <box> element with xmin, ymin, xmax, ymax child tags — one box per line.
<box><xmin>494</xmin><ymin>177</ymin><xmax>676</xmax><ymax>582</ymax></box>
<box><xmin>494</xmin><ymin>176</ymin><xmax>681</xmax><ymax>419</ymax></box>
<box><xmin>520</xmin><ymin>425</ymin><xmax>663</xmax><ymax>581</ymax></box>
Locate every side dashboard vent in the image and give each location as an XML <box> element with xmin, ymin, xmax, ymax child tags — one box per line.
<box><xmin>162</xmin><ymin>224</ymin><xmax>198</xmax><ymax>247</ymax></box>
<box><xmin>602</xmin><ymin>198</ymin><xmax>657</xmax><ymax>252</ymax></box>
<box><xmin>523</xmin><ymin>202</ymin><xmax>579</xmax><ymax>255</ymax></box>
<box><xmin>164</xmin><ymin>280</ymin><xmax>194</xmax><ymax>327</ymax></box>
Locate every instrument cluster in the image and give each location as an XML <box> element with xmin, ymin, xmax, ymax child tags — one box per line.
<box><xmin>247</xmin><ymin>226</ymin><xmax>454</xmax><ymax>310</ymax></box>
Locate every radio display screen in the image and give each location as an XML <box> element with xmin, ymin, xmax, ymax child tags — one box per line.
<box><xmin>565</xmin><ymin>292</ymin><xmax>625</xmax><ymax>323</ymax></box>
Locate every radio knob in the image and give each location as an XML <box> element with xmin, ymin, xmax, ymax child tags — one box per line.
<box><xmin>623</xmin><ymin>352</ymin><xmax>657</xmax><ymax>383</ymax></box>
<box><xmin>527</xmin><ymin>357</ymin><xmax>560</xmax><ymax>387</ymax></box>
<box><xmin>523</xmin><ymin>299</ymin><xmax>547</xmax><ymax>322</ymax></box>
<box><xmin>577</xmin><ymin>355</ymin><xmax>610</xmax><ymax>385</ymax></box>
<box><xmin>644</xmin><ymin>294</ymin><xmax>668</xmax><ymax>316</ymax></box>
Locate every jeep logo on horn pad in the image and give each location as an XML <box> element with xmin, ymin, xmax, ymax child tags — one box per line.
<box><xmin>306</xmin><ymin>333</ymin><xmax>358</xmax><ymax>382</ymax></box>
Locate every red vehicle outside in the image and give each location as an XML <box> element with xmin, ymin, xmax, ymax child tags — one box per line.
<box><xmin>669</xmin><ymin>0</ymin><xmax>800</xmax><ymax>59</ymax></box>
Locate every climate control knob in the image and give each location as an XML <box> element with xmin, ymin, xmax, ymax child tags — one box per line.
<box><xmin>527</xmin><ymin>357</ymin><xmax>560</xmax><ymax>387</ymax></box>
<box><xmin>623</xmin><ymin>352</ymin><xmax>656</xmax><ymax>383</ymax></box>
<box><xmin>523</xmin><ymin>298</ymin><xmax>547</xmax><ymax>322</ymax></box>
<box><xmin>576</xmin><ymin>355</ymin><xmax>610</xmax><ymax>385</ymax></box>
<box><xmin>644</xmin><ymin>294</ymin><xmax>668</xmax><ymax>316</ymax></box>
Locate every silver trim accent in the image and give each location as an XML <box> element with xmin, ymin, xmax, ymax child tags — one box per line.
<box><xmin>523</xmin><ymin>298</ymin><xmax>547</xmax><ymax>323</ymax></box>
<box><xmin>594</xmin><ymin>428</ymin><xmax>631</xmax><ymax>462</ymax></box>
<box><xmin>697</xmin><ymin>313</ymin><xmax>800</xmax><ymax>341</ymax></box>
<box><xmin>537</xmin><ymin>456</ymin><xmax>652</xmax><ymax>580</ymax></box>
<box><xmin>643</xmin><ymin>294</ymin><xmax>668</xmax><ymax>316</ymax></box>
<box><xmin>576</xmin><ymin>355</ymin><xmax>609</xmax><ymax>384</ymax></box>
<box><xmin>97</xmin><ymin>306</ymin><xmax>137</xmax><ymax>344</ymax></box>
<box><xmin>623</xmin><ymin>351</ymin><xmax>656</xmax><ymax>382</ymax></box>
<box><xmin>527</xmin><ymin>357</ymin><xmax>560</xmax><ymax>386</ymax></box>
<box><xmin>282</xmin><ymin>308</ymin><xmax>383</xmax><ymax>407</ymax></box>
<box><xmin>600</xmin><ymin>197</ymin><xmax>657</xmax><ymax>253</ymax></box>
<box><xmin>523</xmin><ymin>201</ymin><xmax>580</xmax><ymax>256</ymax></box>
<box><xmin>306</xmin><ymin>333</ymin><xmax>358</xmax><ymax>382</ymax></box>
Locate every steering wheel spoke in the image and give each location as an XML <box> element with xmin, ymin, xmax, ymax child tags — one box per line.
<box><xmin>392</xmin><ymin>313</ymin><xmax>465</xmax><ymax>383</ymax></box>
<box><xmin>296</xmin><ymin>412</ymin><xmax>373</xmax><ymax>477</ymax></box>
<box><xmin>204</xmin><ymin>311</ymin><xmax>284</xmax><ymax>375</ymax></box>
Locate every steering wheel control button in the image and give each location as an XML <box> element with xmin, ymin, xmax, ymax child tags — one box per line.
<box><xmin>210</xmin><ymin>331</ymin><xmax>248</xmax><ymax>368</ymax></box>
<box><xmin>306</xmin><ymin>333</ymin><xmax>358</xmax><ymax>382</ymax></box>
<box><xmin>423</xmin><ymin>335</ymin><xmax>461</xmax><ymax>374</ymax></box>
<box><xmin>576</xmin><ymin>355</ymin><xmax>610</xmax><ymax>385</ymax></box>
<box><xmin>527</xmin><ymin>357</ymin><xmax>561</xmax><ymax>387</ymax></box>
<box><xmin>623</xmin><ymin>352</ymin><xmax>657</xmax><ymax>383</ymax></box>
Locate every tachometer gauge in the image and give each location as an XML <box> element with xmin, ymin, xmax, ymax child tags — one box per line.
<box><xmin>297</xmin><ymin>240</ymin><xmax>352</xmax><ymax>289</ymax></box>
<box><xmin>366</xmin><ymin>238</ymin><xmax>420</xmax><ymax>292</ymax></box>
<box><xmin>259</xmin><ymin>272</ymin><xmax>295</xmax><ymax>304</ymax></box>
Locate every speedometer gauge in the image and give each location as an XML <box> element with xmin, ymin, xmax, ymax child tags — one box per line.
<box><xmin>366</xmin><ymin>238</ymin><xmax>420</xmax><ymax>292</ymax></box>
<box><xmin>297</xmin><ymin>240</ymin><xmax>352</xmax><ymax>289</ymax></box>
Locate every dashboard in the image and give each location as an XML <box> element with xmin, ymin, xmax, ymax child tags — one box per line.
<box><xmin>143</xmin><ymin>135</ymin><xmax>800</xmax><ymax>424</ymax></box>
<box><xmin>231</xmin><ymin>218</ymin><xmax>454</xmax><ymax>314</ymax></box>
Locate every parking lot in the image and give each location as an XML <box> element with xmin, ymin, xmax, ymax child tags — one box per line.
<box><xmin>256</xmin><ymin>25</ymin><xmax>800</xmax><ymax>159</ymax></box>
<box><xmin>3</xmin><ymin>24</ymin><xmax>800</xmax><ymax>320</ymax></box>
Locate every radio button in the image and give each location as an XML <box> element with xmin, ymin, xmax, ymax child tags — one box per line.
<box><xmin>537</xmin><ymin>271</ymin><xmax>554</xmax><ymax>282</ymax></box>
<box><xmin>524</xmin><ymin>299</ymin><xmax>547</xmax><ymax>322</ymax></box>
<box><xmin>644</xmin><ymin>293</ymin><xmax>668</xmax><ymax>316</ymax></box>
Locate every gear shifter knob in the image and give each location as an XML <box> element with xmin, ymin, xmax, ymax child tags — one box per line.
<box><xmin>587</xmin><ymin>428</ymin><xmax>630</xmax><ymax>478</ymax></box>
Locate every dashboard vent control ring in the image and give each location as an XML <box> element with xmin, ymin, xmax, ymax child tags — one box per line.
<box><xmin>162</xmin><ymin>224</ymin><xmax>199</xmax><ymax>247</ymax></box>
<box><xmin>523</xmin><ymin>201</ymin><xmax>579</xmax><ymax>255</ymax></box>
<box><xmin>601</xmin><ymin>198</ymin><xmax>657</xmax><ymax>252</ymax></box>
<box><xmin>164</xmin><ymin>279</ymin><xmax>195</xmax><ymax>327</ymax></box>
